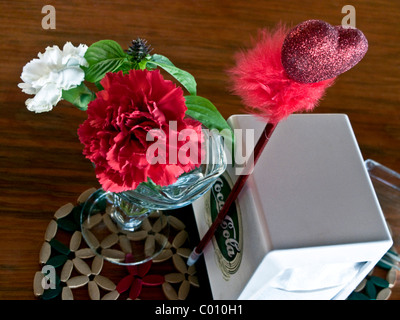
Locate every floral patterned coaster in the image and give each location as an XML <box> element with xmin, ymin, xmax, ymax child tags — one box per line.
<box><xmin>33</xmin><ymin>188</ymin><xmax>204</xmax><ymax>300</ymax></box>
<box><xmin>34</xmin><ymin>188</ymin><xmax>398</xmax><ymax>300</ymax></box>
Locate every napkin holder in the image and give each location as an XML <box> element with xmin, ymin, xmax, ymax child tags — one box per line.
<box><xmin>192</xmin><ymin>114</ymin><xmax>392</xmax><ymax>299</ymax></box>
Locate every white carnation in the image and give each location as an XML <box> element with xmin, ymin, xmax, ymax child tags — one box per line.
<box><xmin>18</xmin><ymin>42</ymin><xmax>89</xmax><ymax>113</ymax></box>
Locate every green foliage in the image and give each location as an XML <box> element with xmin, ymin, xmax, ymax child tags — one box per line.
<box><xmin>61</xmin><ymin>83</ymin><xmax>96</xmax><ymax>111</ymax></box>
<box><xmin>184</xmin><ymin>95</ymin><xmax>231</xmax><ymax>134</ymax></box>
<box><xmin>84</xmin><ymin>40</ymin><xmax>129</xmax><ymax>82</ymax></box>
<box><xmin>148</xmin><ymin>54</ymin><xmax>197</xmax><ymax>95</ymax></box>
<box><xmin>184</xmin><ymin>95</ymin><xmax>234</xmax><ymax>159</ymax></box>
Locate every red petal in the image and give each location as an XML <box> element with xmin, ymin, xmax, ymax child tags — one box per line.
<box><xmin>127</xmin><ymin>265</ymin><xmax>138</xmax><ymax>275</ymax></box>
<box><xmin>116</xmin><ymin>274</ymin><xmax>134</xmax><ymax>294</ymax></box>
<box><xmin>142</xmin><ymin>274</ymin><xmax>165</xmax><ymax>286</ymax></box>
<box><xmin>125</xmin><ymin>253</ymin><xmax>135</xmax><ymax>263</ymax></box>
<box><xmin>125</xmin><ymin>254</ymin><xmax>138</xmax><ymax>275</ymax></box>
<box><xmin>137</xmin><ymin>260</ymin><xmax>153</xmax><ymax>277</ymax></box>
<box><xmin>129</xmin><ymin>278</ymin><xmax>143</xmax><ymax>300</ymax></box>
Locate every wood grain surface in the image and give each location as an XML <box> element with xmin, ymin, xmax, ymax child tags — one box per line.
<box><xmin>0</xmin><ymin>0</ymin><xmax>399</xmax><ymax>300</ymax></box>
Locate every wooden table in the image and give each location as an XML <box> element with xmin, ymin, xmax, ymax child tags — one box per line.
<box><xmin>0</xmin><ymin>0</ymin><xmax>399</xmax><ymax>300</ymax></box>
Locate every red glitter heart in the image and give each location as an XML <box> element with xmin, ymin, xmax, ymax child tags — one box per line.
<box><xmin>281</xmin><ymin>20</ymin><xmax>368</xmax><ymax>83</ymax></box>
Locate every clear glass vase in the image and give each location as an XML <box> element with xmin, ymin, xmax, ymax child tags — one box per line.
<box><xmin>80</xmin><ymin>128</ymin><xmax>227</xmax><ymax>265</ymax></box>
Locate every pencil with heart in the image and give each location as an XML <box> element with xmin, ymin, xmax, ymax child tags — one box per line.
<box><xmin>187</xmin><ymin>19</ymin><xmax>368</xmax><ymax>266</ymax></box>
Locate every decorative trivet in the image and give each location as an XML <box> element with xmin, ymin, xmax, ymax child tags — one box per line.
<box><xmin>34</xmin><ymin>187</ymin><xmax>397</xmax><ymax>300</ymax></box>
<box><xmin>34</xmin><ymin>187</ymin><xmax>202</xmax><ymax>300</ymax></box>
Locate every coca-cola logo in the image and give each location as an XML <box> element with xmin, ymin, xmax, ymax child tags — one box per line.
<box><xmin>209</xmin><ymin>174</ymin><xmax>242</xmax><ymax>278</ymax></box>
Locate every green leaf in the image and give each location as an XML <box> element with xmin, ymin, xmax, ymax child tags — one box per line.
<box><xmin>84</xmin><ymin>40</ymin><xmax>128</xmax><ymax>82</ymax></box>
<box><xmin>347</xmin><ymin>292</ymin><xmax>370</xmax><ymax>300</ymax></box>
<box><xmin>71</xmin><ymin>205</ymin><xmax>83</xmax><ymax>227</ymax></box>
<box><xmin>184</xmin><ymin>95</ymin><xmax>232</xmax><ymax>135</ymax></box>
<box><xmin>149</xmin><ymin>54</ymin><xmax>197</xmax><ymax>95</ymax></box>
<box><xmin>116</xmin><ymin>60</ymin><xmax>135</xmax><ymax>74</ymax></box>
<box><xmin>49</xmin><ymin>239</ymin><xmax>70</xmax><ymax>256</ymax></box>
<box><xmin>62</xmin><ymin>83</ymin><xmax>96</xmax><ymax>111</ymax></box>
<box><xmin>184</xmin><ymin>95</ymin><xmax>234</xmax><ymax>159</ymax></box>
<box><xmin>46</xmin><ymin>255</ymin><xmax>68</xmax><ymax>268</ymax></box>
<box><xmin>84</xmin><ymin>59</ymin><xmax>125</xmax><ymax>82</ymax></box>
<box><xmin>57</xmin><ymin>216</ymin><xmax>79</xmax><ymax>232</ymax></box>
<box><xmin>85</xmin><ymin>40</ymin><xmax>126</xmax><ymax>63</ymax></box>
<box><xmin>41</xmin><ymin>274</ymin><xmax>61</xmax><ymax>300</ymax></box>
<box><xmin>369</xmin><ymin>276</ymin><xmax>389</xmax><ymax>288</ymax></box>
<box><xmin>377</xmin><ymin>260</ymin><xmax>392</xmax><ymax>270</ymax></box>
<box><xmin>365</xmin><ymin>280</ymin><xmax>377</xmax><ymax>299</ymax></box>
<box><xmin>137</xmin><ymin>58</ymin><xmax>149</xmax><ymax>70</ymax></box>
<box><xmin>41</xmin><ymin>283</ymin><xmax>62</xmax><ymax>300</ymax></box>
<box><xmin>94</xmin><ymin>81</ymin><xmax>104</xmax><ymax>91</ymax></box>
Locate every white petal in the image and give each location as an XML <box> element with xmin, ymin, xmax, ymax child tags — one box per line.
<box><xmin>20</xmin><ymin>58</ymin><xmax>51</xmax><ymax>85</ymax></box>
<box><xmin>39</xmin><ymin>45</ymin><xmax>63</xmax><ymax>67</ymax></box>
<box><xmin>62</xmin><ymin>42</ymin><xmax>88</xmax><ymax>67</ymax></box>
<box><xmin>65</xmin><ymin>56</ymin><xmax>88</xmax><ymax>68</ymax></box>
<box><xmin>25</xmin><ymin>83</ymin><xmax>62</xmax><ymax>113</ymax></box>
<box><xmin>62</xmin><ymin>42</ymin><xmax>88</xmax><ymax>57</ymax></box>
<box><xmin>26</xmin><ymin>98</ymin><xmax>53</xmax><ymax>113</ymax></box>
<box><xmin>76</xmin><ymin>44</ymin><xmax>89</xmax><ymax>57</ymax></box>
<box><xmin>50</xmin><ymin>67</ymin><xmax>85</xmax><ymax>90</ymax></box>
<box><xmin>75</xmin><ymin>44</ymin><xmax>89</xmax><ymax>66</ymax></box>
<box><xmin>20</xmin><ymin>42</ymin><xmax>89</xmax><ymax>106</ymax></box>
<box><xmin>18</xmin><ymin>82</ymin><xmax>37</xmax><ymax>94</ymax></box>
<box><xmin>62</xmin><ymin>42</ymin><xmax>75</xmax><ymax>54</ymax></box>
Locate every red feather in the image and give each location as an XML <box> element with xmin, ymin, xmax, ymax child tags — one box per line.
<box><xmin>228</xmin><ymin>24</ymin><xmax>334</xmax><ymax>124</ymax></box>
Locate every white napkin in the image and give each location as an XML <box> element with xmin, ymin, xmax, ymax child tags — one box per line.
<box><xmin>252</xmin><ymin>261</ymin><xmax>365</xmax><ymax>300</ymax></box>
<box><xmin>268</xmin><ymin>262</ymin><xmax>364</xmax><ymax>292</ymax></box>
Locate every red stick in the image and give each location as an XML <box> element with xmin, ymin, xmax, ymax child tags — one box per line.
<box><xmin>187</xmin><ymin>122</ymin><xmax>277</xmax><ymax>266</ymax></box>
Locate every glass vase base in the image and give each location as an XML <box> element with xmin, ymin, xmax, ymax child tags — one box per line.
<box><xmin>80</xmin><ymin>189</ymin><xmax>170</xmax><ymax>266</ymax></box>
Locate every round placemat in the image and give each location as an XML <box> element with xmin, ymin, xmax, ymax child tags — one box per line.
<box><xmin>34</xmin><ymin>187</ymin><xmax>204</xmax><ymax>300</ymax></box>
<box><xmin>34</xmin><ymin>188</ymin><xmax>398</xmax><ymax>300</ymax></box>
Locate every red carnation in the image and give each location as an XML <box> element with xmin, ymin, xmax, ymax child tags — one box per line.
<box><xmin>78</xmin><ymin>69</ymin><xmax>203</xmax><ymax>192</ymax></box>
